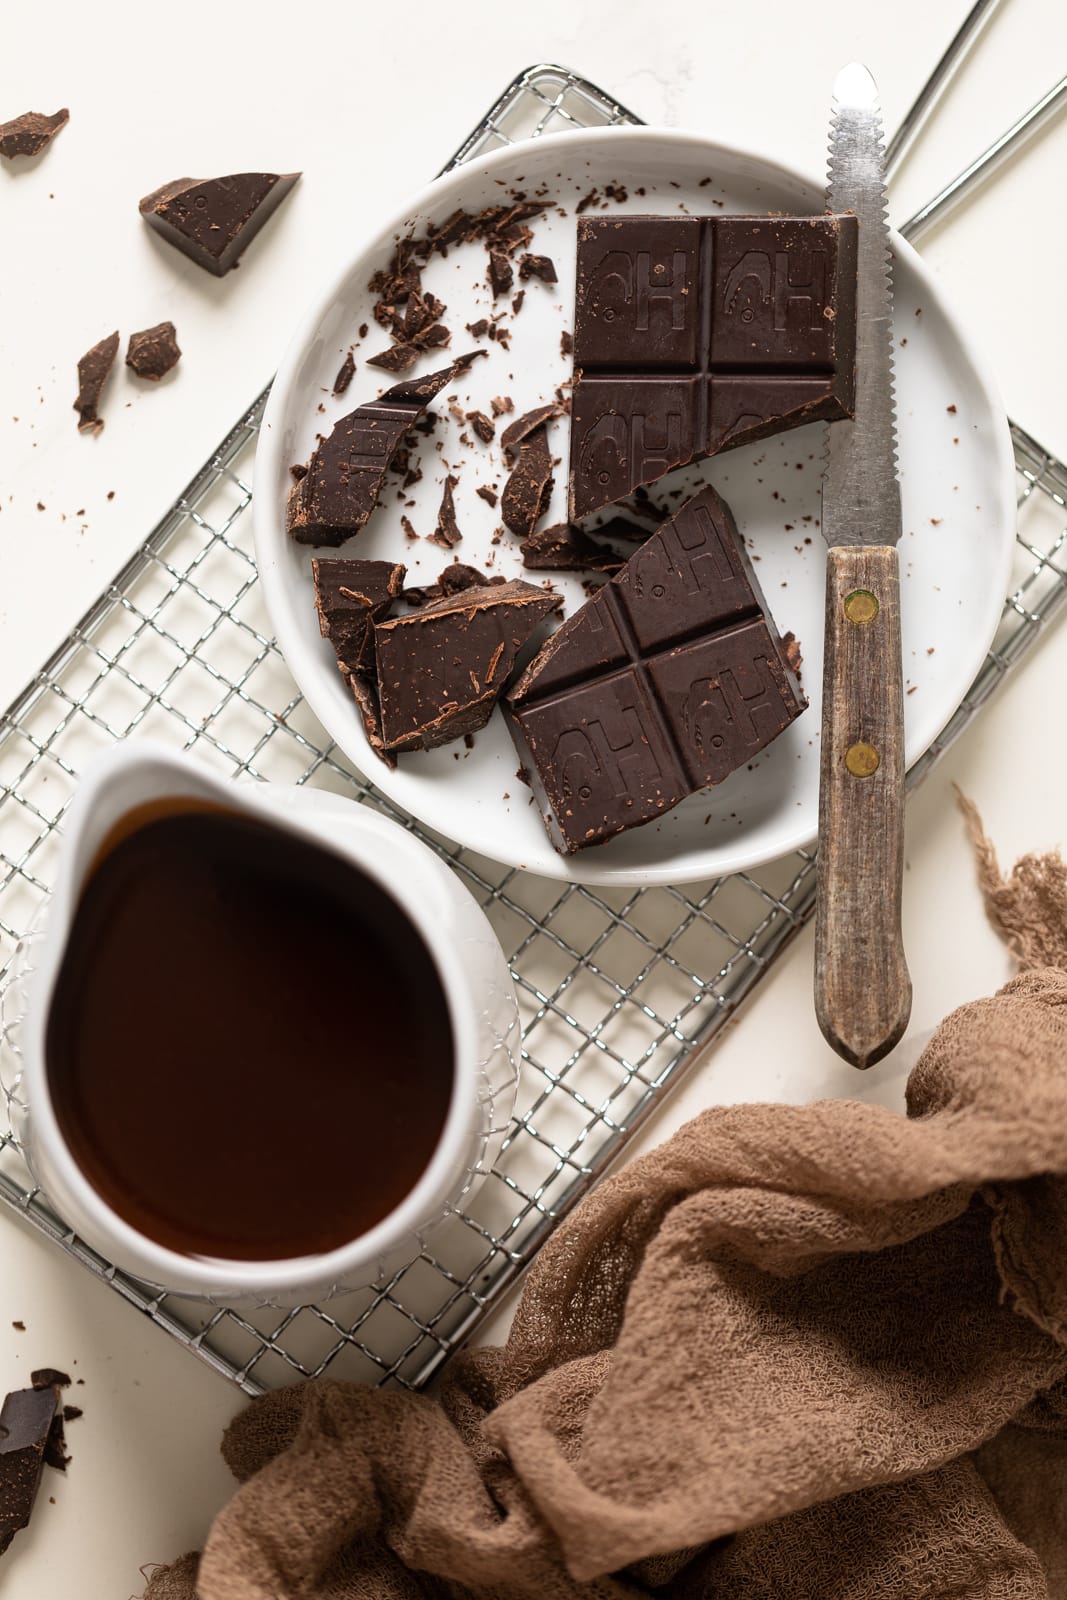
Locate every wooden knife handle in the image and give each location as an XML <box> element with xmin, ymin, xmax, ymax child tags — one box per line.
<box><xmin>814</xmin><ymin>545</ymin><xmax>911</xmax><ymax>1068</ymax></box>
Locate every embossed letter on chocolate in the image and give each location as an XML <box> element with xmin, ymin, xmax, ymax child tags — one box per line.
<box><xmin>568</xmin><ymin>214</ymin><xmax>858</xmax><ymax>518</ymax></box>
<box><xmin>506</xmin><ymin>485</ymin><xmax>806</xmax><ymax>853</ymax></box>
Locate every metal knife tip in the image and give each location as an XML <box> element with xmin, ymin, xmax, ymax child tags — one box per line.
<box><xmin>832</xmin><ymin>61</ymin><xmax>880</xmax><ymax>111</ymax></box>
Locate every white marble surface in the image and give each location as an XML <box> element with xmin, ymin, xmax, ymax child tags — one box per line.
<box><xmin>1</xmin><ymin>1</ymin><xmax>1065</xmax><ymax>1593</ymax></box>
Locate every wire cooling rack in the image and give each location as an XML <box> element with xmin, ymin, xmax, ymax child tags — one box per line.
<box><xmin>1</xmin><ymin>61</ymin><xmax>1065</xmax><ymax>1398</ymax></box>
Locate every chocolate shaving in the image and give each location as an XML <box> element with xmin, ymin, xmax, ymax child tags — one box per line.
<box><xmin>561</xmin><ymin>330</ymin><xmax>574</xmax><ymax>359</ymax></box>
<box><xmin>340</xmin><ymin>666</ymin><xmax>396</xmax><ymax>770</ymax></box>
<box><xmin>332</xmin><ymin>351</ymin><xmax>356</xmax><ymax>396</ymax></box>
<box><xmin>519</xmin><ymin>254</ymin><xmax>558</xmax><ymax>284</ymax></box>
<box><xmin>29</xmin><ymin>1371</ymin><xmax>70</xmax><ymax>1391</ymax></box>
<box><xmin>490</xmin><ymin>395</ymin><xmax>514</xmax><ymax>417</ymax></box>
<box><xmin>126</xmin><ymin>321</ymin><xmax>181</xmax><ymax>381</ymax></box>
<box><xmin>466</xmin><ymin>410</ymin><xmax>495</xmax><ymax>443</ymax></box>
<box><xmin>502</xmin><ymin>427</ymin><xmax>554</xmax><ymax>539</ymax></box>
<box><xmin>488</xmin><ymin>250</ymin><xmax>513</xmax><ymax>298</ymax></box>
<box><xmin>0</xmin><ymin>108</ymin><xmax>68</xmax><ymax>160</ymax></box>
<box><xmin>500</xmin><ymin>402</ymin><xmax>560</xmax><ymax>466</ymax></box>
<box><xmin>73</xmin><ymin>332</ymin><xmax>119</xmax><ymax>434</ymax></box>
<box><xmin>476</xmin><ymin>485</ymin><xmax>498</xmax><ymax>508</ymax></box>
<box><xmin>429</xmin><ymin>475</ymin><xmax>462</xmax><ymax>549</ymax></box>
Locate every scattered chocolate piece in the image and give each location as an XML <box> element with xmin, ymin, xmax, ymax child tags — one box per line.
<box><xmin>782</xmin><ymin>630</ymin><xmax>803</xmax><ymax>678</ymax></box>
<box><xmin>375</xmin><ymin>580</ymin><xmax>560</xmax><ymax>753</ymax></box>
<box><xmin>313</xmin><ymin>557</ymin><xmax>405</xmax><ymax>674</ymax></box>
<box><xmin>511</xmin><ymin>290</ymin><xmax>525</xmax><ymax>315</ymax></box>
<box><xmin>519</xmin><ymin>253</ymin><xmax>558</xmax><ymax>284</ymax></box>
<box><xmin>43</xmin><ymin>1414</ymin><xmax>68</xmax><ymax>1473</ymax></box>
<box><xmin>502</xmin><ymin>427</ymin><xmax>554</xmax><ymax>539</ymax></box>
<box><xmin>467</xmin><ymin>319</ymin><xmax>490</xmax><ymax>339</ymax></box>
<box><xmin>500</xmin><ymin>403</ymin><xmax>560</xmax><ymax>466</ymax></box>
<box><xmin>61</xmin><ymin>1407</ymin><xmax>82</xmax><ymax>1424</ymax></box>
<box><xmin>139</xmin><ymin>171</ymin><xmax>300</xmax><ymax>276</ymax></box>
<box><xmin>488</xmin><ymin>250</ymin><xmax>513</xmax><ymax>298</ymax></box>
<box><xmin>520</xmin><ymin>522</ymin><xmax>624</xmax><ymax>575</ymax></box>
<box><xmin>476</xmin><ymin>485</ymin><xmax>498</xmax><ymax>508</ymax></box>
<box><xmin>332</xmin><ymin>351</ymin><xmax>356</xmax><ymax>396</ymax></box>
<box><xmin>73</xmin><ymin>331</ymin><xmax>119</xmax><ymax>434</ymax></box>
<box><xmin>429</xmin><ymin>475</ymin><xmax>462</xmax><ymax>549</ymax></box>
<box><xmin>286</xmin><ymin>353</ymin><xmax>484</xmax><ymax>545</ymax></box>
<box><xmin>126</xmin><ymin>321</ymin><xmax>181</xmax><ymax>381</ymax></box>
<box><xmin>490</xmin><ymin>395</ymin><xmax>514</xmax><ymax>417</ymax></box>
<box><xmin>341</xmin><ymin>668</ymin><xmax>395</xmax><ymax>770</ymax></box>
<box><xmin>29</xmin><ymin>1371</ymin><xmax>70</xmax><ymax>1391</ymax></box>
<box><xmin>561</xmin><ymin>330</ymin><xmax>574</xmax><ymax>359</ymax></box>
<box><xmin>467</xmin><ymin>410</ymin><xmax>495</xmax><ymax>443</ymax></box>
<box><xmin>364</xmin><ymin>342</ymin><xmax>420</xmax><ymax>375</ymax></box>
<box><xmin>0</xmin><ymin>108</ymin><xmax>68</xmax><ymax>160</ymax></box>
<box><xmin>0</xmin><ymin>1385</ymin><xmax>59</xmax><ymax>1556</ymax></box>
<box><xmin>506</xmin><ymin>485</ymin><xmax>806</xmax><ymax>853</ymax></box>
<box><xmin>569</xmin><ymin>213</ymin><xmax>858</xmax><ymax>517</ymax></box>
<box><xmin>400</xmin><ymin>514</ymin><xmax>419</xmax><ymax>541</ymax></box>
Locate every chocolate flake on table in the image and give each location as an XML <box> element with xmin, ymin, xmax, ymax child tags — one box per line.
<box><xmin>126</xmin><ymin>321</ymin><xmax>181</xmax><ymax>381</ymax></box>
<box><xmin>569</xmin><ymin>213</ymin><xmax>859</xmax><ymax>518</ymax></box>
<box><xmin>139</xmin><ymin>171</ymin><xmax>300</xmax><ymax>276</ymax></box>
<box><xmin>368</xmin><ymin>289</ymin><xmax>451</xmax><ymax>373</ymax></box>
<box><xmin>488</xmin><ymin>250</ymin><xmax>513</xmax><ymax>298</ymax></box>
<box><xmin>519</xmin><ymin>253</ymin><xmax>558</xmax><ymax>284</ymax></box>
<box><xmin>29</xmin><ymin>1371</ymin><xmax>70</xmax><ymax>1391</ymax></box>
<box><xmin>511</xmin><ymin>289</ymin><xmax>525</xmax><ymax>316</ymax></box>
<box><xmin>43</xmin><ymin>1414</ymin><xmax>69</xmax><ymax>1474</ymax></box>
<box><xmin>61</xmin><ymin>1407</ymin><xmax>82</xmax><ymax>1424</ymax></box>
<box><xmin>466</xmin><ymin>409</ymin><xmax>495</xmax><ymax>443</ymax></box>
<box><xmin>500</xmin><ymin>403</ymin><xmax>561</xmax><ymax>466</ymax></box>
<box><xmin>501</xmin><ymin>427</ymin><xmax>554</xmax><ymax>540</ymax></box>
<box><xmin>332</xmin><ymin>350</ymin><xmax>356</xmax><ymax>396</ymax></box>
<box><xmin>561</xmin><ymin>330</ymin><xmax>574</xmax><ymax>359</ymax></box>
<box><xmin>375</xmin><ymin>579</ymin><xmax>560</xmax><ymax>754</ymax></box>
<box><xmin>0</xmin><ymin>108</ymin><xmax>68</xmax><ymax>160</ymax></box>
<box><xmin>476</xmin><ymin>485</ymin><xmax>498</xmax><ymax>508</ymax></box>
<box><xmin>520</xmin><ymin>522</ymin><xmax>625</xmax><ymax>575</ymax></box>
<box><xmin>313</xmin><ymin>557</ymin><xmax>405</xmax><ymax>674</ymax></box>
<box><xmin>73</xmin><ymin>331</ymin><xmax>119</xmax><ymax>434</ymax></box>
<box><xmin>428</xmin><ymin>475</ymin><xmax>462</xmax><ymax>548</ymax></box>
<box><xmin>490</xmin><ymin>395</ymin><xmax>514</xmax><ymax>417</ymax></box>
<box><xmin>506</xmin><ymin>484</ymin><xmax>806</xmax><ymax>853</ymax></box>
<box><xmin>0</xmin><ymin>1384</ymin><xmax>60</xmax><ymax>1557</ymax></box>
<box><xmin>286</xmin><ymin>352</ymin><xmax>484</xmax><ymax>546</ymax></box>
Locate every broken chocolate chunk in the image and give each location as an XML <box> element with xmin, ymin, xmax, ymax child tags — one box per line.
<box><xmin>488</xmin><ymin>250</ymin><xmax>513</xmax><ymax>298</ymax></box>
<box><xmin>561</xmin><ymin>330</ymin><xmax>574</xmax><ymax>359</ymax></box>
<box><xmin>506</xmin><ymin>484</ymin><xmax>806</xmax><ymax>853</ymax></box>
<box><xmin>313</xmin><ymin>557</ymin><xmax>405</xmax><ymax>674</ymax></box>
<box><xmin>429</xmin><ymin>475</ymin><xmax>462</xmax><ymax>549</ymax></box>
<box><xmin>332</xmin><ymin>351</ymin><xmax>356</xmax><ymax>396</ymax></box>
<box><xmin>569</xmin><ymin>212</ymin><xmax>858</xmax><ymax>517</ymax></box>
<box><xmin>490</xmin><ymin>395</ymin><xmax>514</xmax><ymax>417</ymax></box>
<box><xmin>286</xmin><ymin>353</ymin><xmax>483</xmax><ymax>546</ymax></box>
<box><xmin>403</xmin><ymin>562</ymin><xmax>505</xmax><ymax>608</ymax></box>
<box><xmin>466</xmin><ymin>410</ymin><xmax>495</xmax><ymax>443</ymax></box>
<box><xmin>29</xmin><ymin>1371</ymin><xmax>70</xmax><ymax>1391</ymax></box>
<box><xmin>126</xmin><ymin>321</ymin><xmax>181</xmax><ymax>381</ymax></box>
<box><xmin>73</xmin><ymin>331</ymin><xmax>119</xmax><ymax>434</ymax></box>
<box><xmin>500</xmin><ymin>403</ymin><xmax>560</xmax><ymax>466</ymax></box>
<box><xmin>365</xmin><ymin>342</ymin><xmax>421</xmax><ymax>375</ymax></box>
<box><xmin>375</xmin><ymin>580</ymin><xmax>560</xmax><ymax>753</ymax></box>
<box><xmin>0</xmin><ymin>1385</ymin><xmax>59</xmax><ymax>1556</ymax></box>
<box><xmin>43</xmin><ymin>1414</ymin><xmax>69</xmax><ymax>1474</ymax></box>
<box><xmin>520</xmin><ymin>523</ymin><xmax>625</xmax><ymax>574</ymax></box>
<box><xmin>501</xmin><ymin>427</ymin><xmax>554</xmax><ymax>540</ymax></box>
<box><xmin>138</xmin><ymin>171</ymin><xmax>300</xmax><ymax>276</ymax></box>
<box><xmin>0</xmin><ymin>108</ymin><xmax>69</xmax><ymax>160</ymax></box>
<box><xmin>476</xmin><ymin>485</ymin><xmax>499</xmax><ymax>508</ymax></box>
<box><xmin>519</xmin><ymin>253</ymin><xmax>558</xmax><ymax>284</ymax></box>
<box><xmin>341</xmin><ymin>667</ymin><xmax>396</xmax><ymax>770</ymax></box>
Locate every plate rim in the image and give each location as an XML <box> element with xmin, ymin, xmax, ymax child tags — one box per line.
<box><xmin>253</xmin><ymin>123</ymin><xmax>1016</xmax><ymax>887</ymax></box>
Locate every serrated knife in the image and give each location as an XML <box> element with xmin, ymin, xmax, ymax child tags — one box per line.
<box><xmin>814</xmin><ymin>62</ymin><xmax>912</xmax><ymax>1069</ymax></box>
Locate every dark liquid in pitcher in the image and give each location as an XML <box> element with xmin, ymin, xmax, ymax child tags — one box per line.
<box><xmin>45</xmin><ymin>802</ymin><xmax>455</xmax><ymax>1260</ymax></box>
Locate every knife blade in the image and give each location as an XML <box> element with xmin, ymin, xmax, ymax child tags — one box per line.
<box><xmin>814</xmin><ymin>61</ymin><xmax>912</xmax><ymax>1069</ymax></box>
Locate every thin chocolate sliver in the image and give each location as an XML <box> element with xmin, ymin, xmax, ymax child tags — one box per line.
<box><xmin>519</xmin><ymin>254</ymin><xmax>558</xmax><ymax>284</ymax></box>
<box><xmin>0</xmin><ymin>108</ymin><xmax>69</xmax><ymax>160</ymax></box>
<box><xmin>73</xmin><ymin>331</ymin><xmax>119</xmax><ymax>435</ymax></box>
<box><xmin>341</xmin><ymin>667</ymin><xmax>396</xmax><ymax>770</ymax></box>
<box><xmin>488</xmin><ymin>250</ymin><xmax>513</xmax><ymax>298</ymax></box>
<box><xmin>501</xmin><ymin>427</ymin><xmax>554</xmax><ymax>540</ymax></box>
<box><xmin>429</xmin><ymin>475</ymin><xmax>462</xmax><ymax>549</ymax></box>
<box><xmin>520</xmin><ymin>522</ymin><xmax>625</xmax><ymax>575</ymax></box>
<box><xmin>466</xmin><ymin>410</ymin><xmax>495</xmax><ymax>443</ymax></box>
<box><xmin>126</xmin><ymin>322</ymin><xmax>181</xmax><ymax>381</ymax></box>
<box><xmin>500</xmin><ymin>403</ymin><xmax>560</xmax><ymax>466</ymax></box>
<box><xmin>332</xmin><ymin>351</ymin><xmax>356</xmax><ymax>396</ymax></box>
<box><xmin>286</xmin><ymin>352</ymin><xmax>484</xmax><ymax>546</ymax></box>
<box><xmin>139</xmin><ymin>171</ymin><xmax>300</xmax><ymax>276</ymax></box>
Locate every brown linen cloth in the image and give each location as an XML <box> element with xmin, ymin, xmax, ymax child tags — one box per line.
<box><xmin>144</xmin><ymin>819</ymin><xmax>1067</xmax><ymax>1600</ymax></box>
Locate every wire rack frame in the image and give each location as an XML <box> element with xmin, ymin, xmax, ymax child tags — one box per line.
<box><xmin>0</xmin><ymin>65</ymin><xmax>1064</xmax><ymax>1399</ymax></box>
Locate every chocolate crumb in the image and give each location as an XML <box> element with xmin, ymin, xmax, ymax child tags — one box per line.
<box><xmin>519</xmin><ymin>253</ymin><xmax>557</xmax><ymax>284</ymax></box>
<box><xmin>488</xmin><ymin>250</ymin><xmax>513</xmax><ymax>298</ymax></box>
<box><xmin>61</xmin><ymin>1407</ymin><xmax>82</xmax><ymax>1423</ymax></box>
<box><xmin>401</xmin><ymin>515</ymin><xmax>419</xmax><ymax>541</ymax></box>
<box><xmin>467</xmin><ymin>410</ymin><xmax>495</xmax><ymax>443</ymax></box>
<box><xmin>11</xmin><ymin>1322</ymin><xmax>24</xmax><ymax>1332</ymax></box>
<box><xmin>30</xmin><ymin>1370</ymin><xmax>70</xmax><ymax>1391</ymax></box>
<box><xmin>332</xmin><ymin>350</ymin><xmax>356</xmax><ymax>396</ymax></box>
<box><xmin>126</xmin><ymin>321</ymin><xmax>182</xmax><ymax>381</ymax></box>
<box><xmin>430</xmin><ymin>475</ymin><xmax>462</xmax><ymax>548</ymax></box>
<box><xmin>946</xmin><ymin>403</ymin><xmax>957</xmax><ymax>413</ymax></box>
<box><xmin>36</xmin><ymin>502</ymin><xmax>45</xmax><ymax>512</ymax></box>
<box><xmin>490</xmin><ymin>394</ymin><xmax>514</xmax><ymax>417</ymax></box>
<box><xmin>560</xmin><ymin>330</ymin><xmax>574</xmax><ymax>359</ymax></box>
<box><xmin>476</xmin><ymin>485</ymin><xmax>498</xmax><ymax>508</ymax></box>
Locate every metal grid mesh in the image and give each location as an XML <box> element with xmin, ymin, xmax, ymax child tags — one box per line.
<box><xmin>0</xmin><ymin>65</ymin><xmax>1064</xmax><ymax>1398</ymax></box>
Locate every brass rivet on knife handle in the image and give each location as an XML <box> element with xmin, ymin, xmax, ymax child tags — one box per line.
<box><xmin>843</xmin><ymin>589</ymin><xmax>879</xmax><ymax>624</ymax></box>
<box><xmin>815</xmin><ymin>544</ymin><xmax>912</xmax><ymax>1068</ymax></box>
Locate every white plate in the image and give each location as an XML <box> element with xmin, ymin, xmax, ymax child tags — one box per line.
<box><xmin>254</xmin><ymin>127</ymin><xmax>1015</xmax><ymax>886</ymax></box>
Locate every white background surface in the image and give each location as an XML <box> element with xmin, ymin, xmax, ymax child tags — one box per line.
<box><xmin>1</xmin><ymin>1</ymin><xmax>1066</xmax><ymax>1594</ymax></box>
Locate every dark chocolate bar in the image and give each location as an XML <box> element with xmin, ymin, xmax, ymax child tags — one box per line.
<box><xmin>506</xmin><ymin>485</ymin><xmax>805</xmax><ymax>852</ymax></box>
<box><xmin>287</xmin><ymin>353</ymin><xmax>483</xmax><ymax>546</ymax></box>
<box><xmin>375</xmin><ymin>579</ymin><xmax>560</xmax><ymax>753</ymax></box>
<box><xmin>139</xmin><ymin>171</ymin><xmax>300</xmax><ymax>276</ymax></box>
<box><xmin>568</xmin><ymin>214</ymin><xmax>858</xmax><ymax>518</ymax></box>
<box><xmin>0</xmin><ymin>1385</ymin><xmax>59</xmax><ymax>1556</ymax></box>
